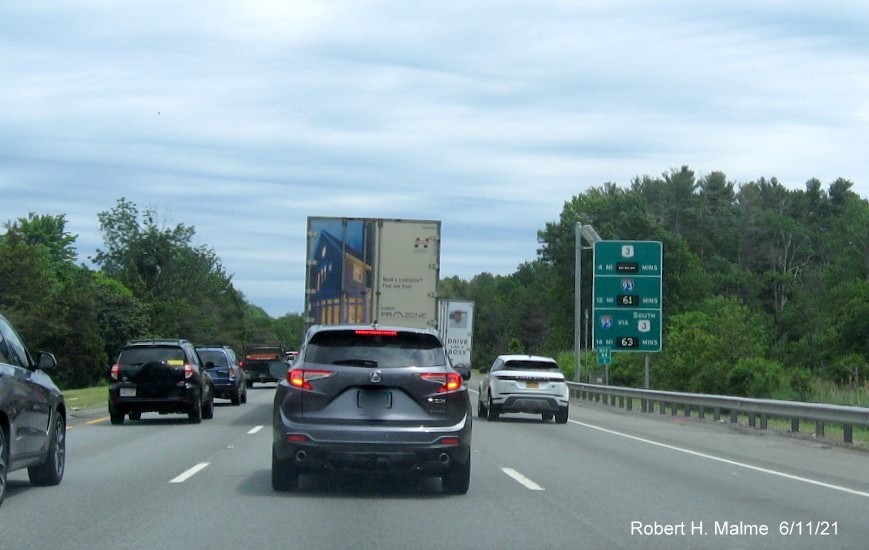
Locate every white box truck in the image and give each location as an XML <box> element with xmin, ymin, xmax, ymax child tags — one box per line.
<box><xmin>305</xmin><ymin>217</ymin><xmax>441</xmax><ymax>330</ymax></box>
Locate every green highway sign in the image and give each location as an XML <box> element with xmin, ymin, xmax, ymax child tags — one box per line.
<box><xmin>596</xmin><ymin>347</ymin><xmax>612</xmax><ymax>366</ymax></box>
<box><xmin>594</xmin><ymin>241</ymin><xmax>662</xmax><ymax>276</ymax></box>
<box><xmin>593</xmin><ymin>241</ymin><xmax>662</xmax><ymax>353</ymax></box>
<box><xmin>592</xmin><ymin>309</ymin><xmax>661</xmax><ymax>351</ymax></box>
<box><xmin>593</xmin><ymin>276</ymin><xmax>661</xmax><ymax>309</ymax></box>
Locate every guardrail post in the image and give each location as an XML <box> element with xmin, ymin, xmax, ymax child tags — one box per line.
<box><xmin>730</xmin><ymin>410</ymin><xmax>738</xmax><ymax>424</ymax></box>
<box><xmin>748</xmin><ymin>413</ymin><xmax>756</xmax><ymax>428</ymax></box>
<box><xmin>713</xmin><ymin>408</ymin><xmax>721</xmax><ymax>421</ymax></box>
<box><xmin>684</xmin><ymin>404</ymin><xmax>691</xmax><ymax>418</ymax></box>
<box><xmin>760</xmin><ymin>414</ymin><xmax>767</xmax><ymax>430</ymax></box>
<box><xmin>791</xmin><ymin>418</ymin><xmax>800</xmax><ymax>432</ymax></box>
<box><xmin>816</xmin><ymin>422</ymin><xmax>825</xmax><ymax>438</ymax></box>
<box><xmin>671</xmin><ymin>404</ymin><xmax>677</xmax><ymax>416</ymax></box>
<box><xmin>626</xmin><ymin>398</ymin><xmax>632</xmax><ymax>411</ymax></box>
<box><xmin>660</xmin><ymin>402</ymin><xmax>667</xmax><ymax>415</ymax></box>
<box><xmin>844</xmin><ymin>425</ymin><xmax>853</xmax><ymax>444</ymax></box>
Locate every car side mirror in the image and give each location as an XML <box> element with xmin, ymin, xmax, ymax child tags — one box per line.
<box><xmin>36</xmin><ymin>352</ymin><xmax>58</xmax><ymax>372</ymax></box>
<box><xmin>268</xmin><ymin>360</ymin><xmax>289</xmax><ymax>381</ymax></box>
<box><xmin>453</xmin><ymin>365</ymin><xmax>471</xmax><ymax>381</ymax></box>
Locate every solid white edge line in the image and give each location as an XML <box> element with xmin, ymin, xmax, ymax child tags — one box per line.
<box><xmin>170</xmin><ymin>462</ymin><xmax>210</xmax><ymax>483</ymax></box>
<box><xmin>248</xmin><ymin>425</ymin><xmax>264</xmax><ymax>434</ymax></box>
<box><xmin>501</xmin><ymin>467</ymin><xmax>545</xmax><ymax>491</ymax></box>
<box><xmin>570</xmin><ymin>419</ymin><xmax>869</xmax><ymax>499</ymax></box>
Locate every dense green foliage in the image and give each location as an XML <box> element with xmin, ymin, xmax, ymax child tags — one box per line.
<box><xmin>1</xmin><ymin>201</ymin><xmax>305</xmax><ymax>388</ymax></box>
<box><xmin>442</xmin><ymin>167</ymin><xmax>868</xmax><ymax>401</ymax></box>
<box><xmin>2</xmin><ymin>168</ymin><xmax>866</xmax><ymax>404</ymax></box>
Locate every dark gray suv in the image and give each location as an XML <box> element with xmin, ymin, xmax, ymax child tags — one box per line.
<box><xmin>270</xmin><ymin>324</ymin><xmax>472</xmax><ymax>494</ymax></box>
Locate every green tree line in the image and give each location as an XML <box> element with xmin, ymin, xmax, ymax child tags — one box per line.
<box><xmin>0</xmin><ymin>198</ymin><xmax>305</xmax><ymax>389</ymax></box>
<box><xmin>441</xmin><ymin>167</ymin><xmax>867</xmax><ymax>402</ymax></box>
<box><xmin>2</xmin><ymin>169</ymin><xmax>867</xmax><ymax>403</ymax></box>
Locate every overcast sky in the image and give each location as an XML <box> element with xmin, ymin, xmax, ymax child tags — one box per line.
<box><xmin>2</xmin><ymin>1</ymin><xmax>867</xmax><ymax>317</ymax></box>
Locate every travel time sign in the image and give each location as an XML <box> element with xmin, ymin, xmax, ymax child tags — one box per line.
<box><xmin>592</xmin><ymin>241</ymin><xmax>662</xmax><ymax>352</ymax></box>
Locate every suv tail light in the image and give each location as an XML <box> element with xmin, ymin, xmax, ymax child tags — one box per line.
<box><xmin>184</xmin><ymin>364</ymin><xmax>194</xmax><ymax>379</ymax></box>
<box><xmin>110</xmin><ymin>364</ymin><xmax>120</xmax><ymax>381</ymax></box>
<box><xmin>419</xmin><ymin>372</ymin><xmax>463</xmax><ymax>393</ymax></box>
<box><xmin>289</xmin><ymin>368</ymin><xmax>334</xmax><ymax>390</ymax></box>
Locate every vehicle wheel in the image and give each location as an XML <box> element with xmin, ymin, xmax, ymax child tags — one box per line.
<box><xmin>555</xmin><ymin>406</ymin><xmax>569</xmax><ymax>424</ymax></box>
<box><xmin>240</xmin><ymin>386</ymin><xmax>247</xmax><ymax>404</ymax></box>
<box><xmin>109</xmin><ymin>401</ymin><xmax>125</xmax><ymax>425</ymax></box>
<box><xmin>0</xmin><ymin>426</ymin><xmax>8</xmax><ymax>506</ymax></box>
<box><xmin>231</xmin><ymin>391</ymin><xmax>241</xmax><ymax>406</ymax></box>
<box><xmin>246</xmin><ymin>380</ymin><xmax>253</xmax><ymax>389</ymax></box>
<box><xmin>188</xmin><ymin>393</ymin><xmax>203</xmax><ymax>424</ymax></box>
<box><xmin>477</xmin><ymin>394</ymin><xmax>488</xmax><ymax>418</ymax></box>
<box><xmin>442</xmin><ymin>457</ymin><xmax>471</xmax><ymax>495</ymax></box>
<box><xmin>486</xmin><ymin>394</ymin><xmax>500</xmax><ymax>421</ymax></box>
<box><xmin>203</xmin><ymin>391</ymin><xmax>215</xmax><ymax>420</ymax></box>
<box><xmin>542</xmin><ymin>412</ymin><xmax>554</xmax><ymax>422</ymax></box>
<box><xmin>129</xmin><ymin>411</ymin><xmax>141</xmax><ymax>421</ymax></box>
<box><xmin>28</xmin><ymin>412</ymin><xmax>65</xmax><ymax>486</ymax></box>
<box><xmin>272</xmin><ymin>448</ymin><xmax>298</xmax><ymax>492</ymax></box>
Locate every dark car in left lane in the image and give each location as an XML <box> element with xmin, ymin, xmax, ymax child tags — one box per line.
<box><xmin>0</xmin><ymin>312</ymin><xmax>66</xmax><ymax>507</ymax></box>
<box><xmin>196</xmin><ymin>345</ymin><xmax>247</xmax><ymax>405</ymax></box>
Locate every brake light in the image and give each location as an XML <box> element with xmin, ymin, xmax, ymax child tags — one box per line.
<box><xmin>354</xmin><ymin>329</ymin><xmax>398</xmax><ymax>336</ymax></box>
<box><xmin>419</xmin><ymin>372</ymin><xmax>463</xmax><ymax>393</ymax></box>
<box><xmin>438</xmin><ymin>437</ymin><xmax>461</xmax><ymax>445</ymax></box>
<box><xmin>110</xmin><ymin>364</ymin><xmax>120</xmax><ymax>381</ymax></box>
<box><xmin>288</xmin><ymin>368</ymin><xmax>334</xmax><ymax>390</ymax></box>
<box><xmin>239</xmin><ymin>360</ymin><xmax>246</xmax><ymax>368</ymax></box>
<box><xmin>184</xmin><ymin>364</ymin><xmax>194</xmax><ymax>379</ymax></box>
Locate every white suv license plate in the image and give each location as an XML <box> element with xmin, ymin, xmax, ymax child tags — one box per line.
<box><xmin>120</xmin><ymin>387</ymin><xmax>136</xmax><ymax>397</ymax></box>
<box><xmin>357</xmin><ymin>390</ymin><xmax>392</xmax><ymax>409</ymax></box>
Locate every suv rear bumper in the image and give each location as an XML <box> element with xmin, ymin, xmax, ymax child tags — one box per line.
<box><xmin>273</xmin><ymin>416</ymin><xmax>472</xmax><ymax>474</ymax></box>
<box><xmin>108</xmin><ymin>383</ymin><xmax>199</xmax><ymax>413</ymax></box>
<box><xmin>494</xmin><ymin>394</ymin><xmax>568</xmax><ymax>414</ymax></box>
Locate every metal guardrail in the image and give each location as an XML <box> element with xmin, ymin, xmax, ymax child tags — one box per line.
<box><xmin>567</xmin><ymin>382</ymin><xmax>869</xmax><ymax>444</ymax></box>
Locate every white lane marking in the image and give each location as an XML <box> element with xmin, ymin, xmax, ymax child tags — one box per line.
<box><xmin>571</xmin><ymin>420</ymin><xmax>869</xmax><ymax>499</ymax></box>
<box><xmin>502</xmin><ymin>467</ymin><xmax>545</xmax><ymax>491</ymax></box>
<box><xmin>170</xmin><ymin>462</ymin><xmax>210</xmax><ymax>483</ymax></box>
<box><xmin>248</xmin><ymin>425</ymin><xmax>264</xmax><ymax>435</ymax></box>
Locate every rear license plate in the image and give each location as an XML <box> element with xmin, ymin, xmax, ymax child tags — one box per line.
<box><xmin>526</xmin><ymin>381</ymin><xmax>539</xmax><ymax>389</ymax></box>
<box><xmin>120</xmin><ymin>387</ymin><xmax>136</xmax><ymax>397</ymax></box>
<box><xmin>357</xmin><ymin>390</ymin><xmax>392</xmax><ymax>409</ymax></box>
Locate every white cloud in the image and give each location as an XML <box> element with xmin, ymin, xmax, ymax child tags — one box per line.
<box><xmin>1</xmin><ymin>0</ymin><xmax>867</xmax><ymax>316</ymax></box>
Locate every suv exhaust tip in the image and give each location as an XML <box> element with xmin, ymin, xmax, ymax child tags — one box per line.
<box><xmin>295</xmin><ymin>450</ymin><xmax>308</xmax><ymax>463</ymax></box>
<box><xmin>438</xmin><ymin>453</ymin><xmax>450</xmax><ymax>465</ymax></box>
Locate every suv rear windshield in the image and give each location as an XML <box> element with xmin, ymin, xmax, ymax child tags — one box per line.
<box><xmin>306</xmin><ymin>329</ymin><xmax>446</xmax><ymax>368</ymax></box>
<box><xmin>198</xmin><ymin>350</ymin><xmax>229</xmax><ymax>367</ymax></box>
<box><xmin>503</xmin><ymin>359</ymin><xmax>558</xmax><ymax>371</ymax></box>
<box><xmin>119</xmin><ymin>346</ymin><xmax>185</xmax><ymax>365</ymax></box>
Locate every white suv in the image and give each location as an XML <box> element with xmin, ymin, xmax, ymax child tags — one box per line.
<box><xmin>478</xmin><ymin>354</ymin><xmax>569</xmax><ymax>423</ymax></box>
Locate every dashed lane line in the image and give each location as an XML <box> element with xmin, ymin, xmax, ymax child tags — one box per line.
<box><xmin>170</xmin><ymin>462</ymin><xmax>210</xmax><ymax>483</ymax></box>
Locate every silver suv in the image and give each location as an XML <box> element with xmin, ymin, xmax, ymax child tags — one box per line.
<box><xmin>270</xmin><ymin>324</ymin><xmax>472</xmax><ymax>493</ymax></box>
<box><xmin>478</xmin><ymin>354</ymin><xmax>569</xmax><ymax>423</ymax></box>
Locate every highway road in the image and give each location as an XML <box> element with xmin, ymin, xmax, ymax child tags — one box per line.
<box><xmin>2</xmin><ymin>377</ymin><xmax>867</xmax><ymax>549</ymax></box>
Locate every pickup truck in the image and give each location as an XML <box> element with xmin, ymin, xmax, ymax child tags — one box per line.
<box><xmin>241</xmin><ymin>344</ymin><xmax>288</xmax><ymax>387</ymax></box>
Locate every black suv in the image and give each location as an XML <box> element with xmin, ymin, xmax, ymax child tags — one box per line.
<box><xmin>270</xmin><ymin>324</ymin><xmax>472</xmax><ymax>494</ymax></box>
<box><xmin>108</xmin><ymin>339</ymin><xmax>215</xmax><ymax>424</ymax></box>
<box><xmin>196</xmin><ymin>345</ymin><xmax>247</xmax><ymax>405</ymax></box>
<box><xmin>0</xmin><ymin>312</ymin><xmax>66</xmax><ymax>506</ymax></box>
